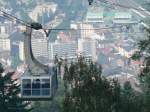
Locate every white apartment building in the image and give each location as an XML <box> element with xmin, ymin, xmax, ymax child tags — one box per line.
<box><xmin>113</xmin><ymin>12</ymin><xmax>137</xmax><ymax>24</ymax></box>
<box><xmin>0</xmin><ymin>21</ymin><xmax>13</xmax><ymax>34</ymax></box>
<box><xmin>31</xmin><ymin>30</ymin><xmax>48</xmax><ymax>59</ymax></box>
<box><xmin>0</xmin><ymin>26</ymin><xmax>6</xmax><ymax>33</ymax></box>
<box><xmin>48</xmin><ymin>38</ymin><xmax>97</xmax><ymax>61</ymax></box>
<box><xmin>79</xmin><ymin>23</ymin><xmax>95</xmax><ymax>39</ymax></box>
<box><xmin>0</xmin><ymin>33</ymin><xmax>10</xmax><ymax>51</ymax></box>
<box><xmin>31</xmin><ymin>38</ymin><xmax>48</xmax><ymax>59</ymax></box>
<box><xmin>19</xmin><ymin>41</ymin><xmax>24</xmax><ymax>61</ymax></box>
<box><xmin>48</xmin><ymin>41</ymin><xmax>78</xmax><ymax>61</ymax></box>
<box><xmin>78</xmin><ymin>38</ymin><xmax>97</xmax><ymax>61</ymax></box>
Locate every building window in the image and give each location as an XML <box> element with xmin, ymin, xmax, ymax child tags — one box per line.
<box><xmin>22</xmin><ymin>78</ymin><xmax>51</xmax><ymax>97</ymax></box>
<box><xmin>41</xmin><ymin>79</ymin><xmax>50</xmax><ymax>95</ymax></box>
<box><xmin>22</xmin><ymin>79</ymin><xmax>31</xmax><ymax>96</ymax></box>
<box><xmin>32</xmin><ymin>79</ymin><xmax>40</xmax><ymax>96</ymax></box>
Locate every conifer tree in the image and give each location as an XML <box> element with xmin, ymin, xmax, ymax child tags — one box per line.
<box><xmin>0</xmin><ymin>63</ymin><xmax>32</xmax><ymax>112</ymax></box>
<box><xmin>62</xmin><ymin>56</ymin><xmax>121</xmax><ymax>112</ymax></box>
<box><xmin>132</xmin><ymin>26</ymin><xmax>150</xmax><ymax>112</ymax></box>
<box><xmin>120</xmin><ymin>81</ymin><xmax>143</xmax><ymax>112</ymax></box>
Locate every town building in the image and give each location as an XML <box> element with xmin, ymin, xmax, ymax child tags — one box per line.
<box><xmin>48</xmin><ymin>41</ymin><xmax>78</xmax><ymax>61</ymax></box>
<box><xmin>78</xmin><ymin>38</ymin><xmax>97</xmax><ymax>61</ymax></box>
<box><xmin>31</xmin><ymin>30</ymin><xmax>48</xmax><ymax>60</ymax></box>
<box><xmin>113</xmin><ymin>11</ymin><xmax>137</xmax><ymax>24</ymax></box>
<box><xmin>19</xmin><ymin>41</ymin><xmax>24</xmax><ymax>61</ymax></box>
<box><xmin>0</xmin><ymin>33</ymin><xmax>10</xmax><ymax>51</ymax></box>
<box><xmin>79</xmin><ymin>23</ymin><xmax>95</xmax><ymax>38</ymax></box>
<box><xmin>85</xmin><ymin>7</ymin><xmax>104</xmax><ymax>23</ymax></box>
<box><xmin>0</xmin><ymin>21</ymin><xmax>13</xmax><ymax>34</ymax></box>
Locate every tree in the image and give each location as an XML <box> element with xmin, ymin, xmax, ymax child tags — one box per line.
<box><xmin>62</xmin><ymin>56</ymin><xmax>121</xmax><ymax>112</ymax></box>
<box><xmin>132</xmin><ymin>26</ymin><xmax>150</xmax><ymax>112</ymax></box>
<box><xmin>120</xmin><ymin>81</ymin><xmax>143</xmax><ymax>112</ymax></box>
<box><xmin>0</xmin><ymin>63</ymin><xmax>32</xmax><ymax>112</ymax></box>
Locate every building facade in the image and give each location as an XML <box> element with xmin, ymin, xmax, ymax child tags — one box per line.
<box><xmin>78</xmin><ymin>38</ymin><xmax>97</xmax><ymax>61</ymax></box>
<box><xmin>0</xmin><ymin>33</ymin><xmax>10</xmax><ymax>51</ymax></box>
<box><xmin>19</xmin><ymin>41</ymin><xmax>24</xmax><ymax>61</ymax></box>
<box><xmin>48</xmin><ymin>41</ymin><xmax>78</xmax><ymax>61</ymax></box>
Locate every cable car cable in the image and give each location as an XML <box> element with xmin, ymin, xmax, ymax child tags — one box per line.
<box><xmin>0</xmin><ymin>9</ymin><xmax>147</xmax><ymax>37</ymax></box>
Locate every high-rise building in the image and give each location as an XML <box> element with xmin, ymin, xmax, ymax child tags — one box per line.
<box><xmin>31</xmin><ymin>30</ymin><xmax>48</xmax><ymax>60</ymax></box>
<box><xmin>78</xmin><ymin>38</ymin><xmax>97</xmax><ymax>61</ymax></box>
<box><xmin>32</xmin><ymin>38</ymin><xmax>48</xmax><ymax>58</ymax></box>
<box><xmin>0</xmin><ymin>33</ymin><xmax>10</xmax><ymax>51</ymax></box>
<box><xmin>80</xmin><ymin>23</ymin><xmax>95</xmax><ymax>39</ymax></box>
<box><xmin>48</xmin><ymin>41</ymin><xmax>78</xmax><ymax>61</ymax></box>
<box><xmin>70</xmin><ymin>22</ymin><xmax>81</xmax><ymax>40</ymax></box>
<box><xmin>19</xmin><ymin>41</ymin><xmax>24</xmax><ymax>61</ymax></box>
<box><xmin>0</xmin><ymin>21</ymin><xmax>13</xmax><ymax>34</ymax></box>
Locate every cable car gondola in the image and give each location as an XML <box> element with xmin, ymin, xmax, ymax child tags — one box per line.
<box><xmin>20</xmin><ymin>23</ymin><xmax>58</xmax><ymax>100</ymax></box>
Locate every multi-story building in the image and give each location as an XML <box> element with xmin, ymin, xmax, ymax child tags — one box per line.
<box><xmin>69</xmin><ymin>22</ymin><xmax>81</xmax><ymax>40</ymax></box>
<box><xmin>79</xmin><ymin>23</ymin><xmax>95</xmax><ymax>39</ymax></box>
<box><xmin>31</xmin><ymin>30</ymin><xmax>48</xmax><ymax>60</ymax></box>
<box><xmin>85</xmin><ymin>7</ymin><xmax>104</xmax><ymax>23</ymax></box>
<box><xmin>0</xmin><ymin>21</ymin><xmax>13</xmax><ymax>34</ymax></box>
<box><xmin>0</xmin><ymin>33</ymin><xmax>10</xmax><ymax>51</ymax></box>
<box><xmin>19</xmin><ymin>41</ymin><xmax>24</xmax><ymax>61</ymax></box>
<box><xmin>48</xmin><ymin>41</ymin><xmax>78</xmax><ymax>61</ymax></box>
<box><xmin>113</xmin><ymin>11</ymin><xmax>137</xmax><ymax>25</ymax></box>
<box><xmin>78</xmin><ymin>38</ymin><xmax>97</xmax><ymax>61</ymax></box>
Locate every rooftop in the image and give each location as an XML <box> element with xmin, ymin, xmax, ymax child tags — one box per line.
<box><xmin>86</xmin><ymin>7</ymin><xmax>104</xmax><ymax>20</ymax></box>
<box><xmin>114</xmin><ymin>12</ymin><xmax>132</xmax><ymax>19</ymax></box>
<box><xmin>113</xmin><ymin>20</ymin><xmax>138</xmax><ymax>24</ymax></box>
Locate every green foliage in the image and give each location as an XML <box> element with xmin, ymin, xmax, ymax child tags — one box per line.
<box><xmin>32</xmin><ymin>100</ymin><xmax>61</xmax><ymax>112</ymax></box>
<box><xmin>0</xmin><ymin>63</ymin><xmax>32</xmax><ymax>112</ymax></box>
<box><xmin>131</xmin><ymin>51</ymin><xmax>142</xmax><ymax>60</ymax></box>
<box><xmin>120</xmin><ymin>81</ymin><xmax>143</xmax><ymax>112</ymax></box>
<box><xmin>132</xmin><ymin>24</ymin><xmax>150</xmax><ymax>112</ymax></box>
<box><xmin>61</xmin><ymin>56</ymin><xmax>145</xmax><ymax>112</ymax></box>
<box><xmin>62</xmin><ymin>57</ymin><xmax>122</xmax><ymax>112</ymax></box>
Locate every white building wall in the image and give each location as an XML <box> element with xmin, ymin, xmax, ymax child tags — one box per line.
<box><xmin>78</xmin><ymin>39</ymin><xmax>97</xmax><ymax>61</ymax></box>
<box><xmin>80</xmin><ymin>23</ymin><xmax>95</xmax><ymax>39</ymax></box>
<box><xmin>31</xmin><ymin>30</ymin><xmax>49</xmax><ymax>59</ymax></box>
<box><xmin>1</xmin><ymin>26</ymin><xmax>6</xmax><ymax>33</ymax></box>
<box><xmin>0</xmin><ymin>33</ymin><xmax>10</xmax><ymax>51</ymax></box>
<box><xmin>48</xmin><ymin>41</ymin><xmax>78</xmax><ymax>60</ymax></box>
<box><xmin>19</xmin><ymin>41</ymin><xmax>24</xmax><ymax>61</ymax></box>
<box><xmin>32</xmin><ymin>38</ymin><xmax>48</xmax><ymax>58</ymax></box>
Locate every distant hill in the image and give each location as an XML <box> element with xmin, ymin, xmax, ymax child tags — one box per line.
<box><xmin>0</xmin><ymin>0</ymin><xmax>88</xmax><ymax>22</ymax></box>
